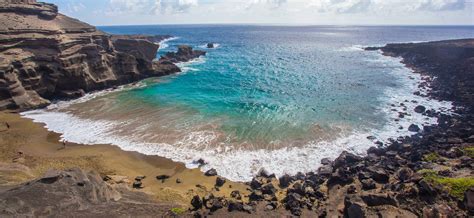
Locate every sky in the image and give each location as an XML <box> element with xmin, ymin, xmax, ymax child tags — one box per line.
<box><xmin>43</xmin><ymin>0</ymin><xmax>474</xmax><ymax>26</ymax></box>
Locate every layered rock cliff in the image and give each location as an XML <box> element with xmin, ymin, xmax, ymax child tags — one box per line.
<box><xmin>0</xmin><ymin>1</ymin><xmax>201</xmax><ymax>110</ymax></box>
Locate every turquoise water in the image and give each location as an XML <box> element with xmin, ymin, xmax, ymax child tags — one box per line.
<box><xmin>23</xmin><ymin>25</ymin><xmax>474</xmax><ymax>181</ymax></box>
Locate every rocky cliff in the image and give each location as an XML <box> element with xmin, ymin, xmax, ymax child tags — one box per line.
<box><xmin>0</xmin><ymin>1</ymin><xmax>204</xmax><ymax>110</ymax></box>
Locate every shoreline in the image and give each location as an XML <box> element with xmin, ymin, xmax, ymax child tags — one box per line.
<box><xmin>0</xmin><ymin>39</ymin><xmax>472</xmax><ymax>216</ymax></box>
<box><xmin>18</xmin><ymin>43</ymin><xmax>454</xmax><ymax>183</ymax></box>
<box><xmin>0</xmin><ymin>111</ymin><xmax>250</xmax><ymax>206</ymax></box>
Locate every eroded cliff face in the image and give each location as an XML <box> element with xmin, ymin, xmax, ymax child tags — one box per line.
<box><xmin>0</xmin><ymin>1</ymin><xmax>181</xmax><ymax>110</ymax></box>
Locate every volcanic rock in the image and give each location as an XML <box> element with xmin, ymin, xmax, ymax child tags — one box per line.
<box><xmin>204</xmin><ymin>168</ymin><xmax>218</xmax><ymax>176</ymax></box>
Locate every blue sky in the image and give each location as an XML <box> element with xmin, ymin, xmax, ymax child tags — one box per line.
<box><xmin>44</xmin><ymin>0</ymin><xmax>473</xmax><ymax>26</ymax></box>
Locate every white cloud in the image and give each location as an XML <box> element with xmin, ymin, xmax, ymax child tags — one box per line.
<box><xmin>152</xmin><ymin>0</ymin><xmax>199</xmax><ymax>14</ymax></box>
<box><xmin>246</xmin><ymin>0</ymin><xmax>288</xmax><ymax>9</ymax></box>
<box><xmin>307</xmin><ymin>0</ymin><xmax>467</xmax><ymax>13</ymax></box>
<box><xmin>68</xmin><ymin>2</ymin><xmax>85</xmax><ymax>13</ymax></box>
<box><xmin>107</xmin><ymin>0</ymin><xmax>152</xmax><ymax>15</ymax></box>
<box><xmin>409</xmin><ymin>0</ymin><xmax>466</xmax><ymax>11</ymax></box>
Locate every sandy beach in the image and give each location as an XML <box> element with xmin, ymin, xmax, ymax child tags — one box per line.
<box><xmin>0</xmin><ymin>111</ymin><xmax>251</xmax><ymax>206</ymax></box>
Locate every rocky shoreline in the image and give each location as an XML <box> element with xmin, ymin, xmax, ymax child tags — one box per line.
<box><xmin>182</xmin><ymin>39</ymin><xmax>474</xmax><ymax>217</ymax></box>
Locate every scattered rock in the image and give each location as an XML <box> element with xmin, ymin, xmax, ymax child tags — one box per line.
<box><xmin>230</xmin><ymin>190</ymin><xmax>242</xmax><ymax>200</ymax></box>
<box><xmin>279</xmin><ymin>174</ymin><xmax>294</xmax><ymax>188</ymax></box>
<box><xmin>191</xmin><ymin>195</ymin><xmax>203</xmax><ymax>210</ymax></box>
<box><xmin>414</xmin><ymin>105</ymin><xmax>426</xmax><ymax>113</ymax></box>
<box><xmin>344</xmin><ymin>195</ymin><xmax>366</xmax><ymax>218</ymax></box>
<box><xmin>156</xmin><ymin>175</ymin><xmax>170</xmax><ymax>183</ymax></box>
<box><xmin>204</xmin><ymin>169</ymin><xmax>218</xmax><ymax>177</ymax></box>
<box><xmin>397</xmin><ymin>167</ymin><xmax>414</xmax><ymax>182</ymax></box>
<box><xmin>423</xmin><ymin>204</ymin><xmax>454</xmax><ymax>218</ymax></box>
<box><xmin>361</xmin><ymin>179</ymin><xmax>376</xmax><ymax>190</ymax></box>
<box><xmin>361</xmin><ymin>193</ymin><xmax>398</xmax><ymax>207</ymax></box>
<box><xmin>135</xmin><ymin>176</ymin><xmax>146</xmax><ymax>181</ymax></box>
<box><xmin>133</xmin><ymin>181</ymin><xmax>143</xmax><ymax>189</ymax></box>
<box><xmin>321</xmin><ymin>158</ymin><xmax>332</xmax><ymax>165</ymax></box>
<box><xmin>215</xmin><ymin>176</ymin><xmax>226</xmax><ymax>187</ymax></box>
<box><xmin>334</xmin><ymin>151</ymin><xmax>362</xmax><ymax>168</ymax></box>
<box><xmin>257</xmin><ymin>168</ymin><xmax>275</xmax><ymax>178</ymax></box>
<box><xmin>261</xmin><ymin>183</ymin><xmax>277</xmax><ymax>195</ymax></box>
<box><xmin>464</xmin><ymin>188</ymin><xmax>474</xmax><ymax>214</ymax></box>
<box><xmin>408</xmin><ymin>124</ymin><xmax>421</xmax><ymax>132</ymax></box>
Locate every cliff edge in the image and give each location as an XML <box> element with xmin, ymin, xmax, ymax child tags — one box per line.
<box><xmin>0</xmin><ymin>1</ymin><xmax>201</xmax><ymax>110</ymax></box>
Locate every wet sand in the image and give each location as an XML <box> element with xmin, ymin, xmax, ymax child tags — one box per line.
<box><xmin>0</xmin><ymin>111</ymin><xmax>250</xmax><ymax>206</ymax></box>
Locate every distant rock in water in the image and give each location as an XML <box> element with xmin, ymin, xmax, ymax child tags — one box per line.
<box><xmin>0</xmin><ymin>1</ymin><xmax>180</xmax><ymax>111</ymax></box>
<box><xmin>160</xmin><ymin>45</ymin><xmax>206</xmax><ymax>63</ymax></box>
<box><xmin>207</xmin><ymin>43</ymin><xmax>215</xmax><ymax>48</ymax></box>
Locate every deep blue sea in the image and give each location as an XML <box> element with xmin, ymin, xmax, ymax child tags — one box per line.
<box><xmin>23</xmin><ymin>25</ymin><xmax>474</xmax><ymax>181</ymax></box>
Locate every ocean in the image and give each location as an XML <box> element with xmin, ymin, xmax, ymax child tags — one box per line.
<box><xmin>22</xmin><ymin>25</ymin><xmax>474</xmax><ymax>181</ymax></box>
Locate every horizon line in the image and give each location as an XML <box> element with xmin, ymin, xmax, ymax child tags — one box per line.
<box><xmin>96</xmin><ymin>23</ymin><xmax>474</xmax><ymax>27</ymax></box>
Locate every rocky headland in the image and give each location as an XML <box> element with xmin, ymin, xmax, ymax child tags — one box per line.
<box><xmin>182</xmin><ymin>39</ymin><xmax>474</xmax><ymax>217</ymax></box>
<box><xmin>0</xmin><ymin>0</ymin><xmax>204</xmax><ymax>111</ymax></box>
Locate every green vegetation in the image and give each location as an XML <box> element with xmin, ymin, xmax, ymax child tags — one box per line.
<box><xmin>464</xmin><ymin>147</ymin><xmax>474</xmax><ymax>158</ymax></box>
<box><xmin>423</xmin><ymin>152</ymin><xmax>440</xmax><ymax>162</ymax></box>
<box><xmin>419</xmin><ymin>169</ymin><xmax>474</xmax><ymax>200</ymax></box>
<box><xmin>170</xmin><ymin>207</ymin><xmax>186</xmax><ymax>215</ymax></box>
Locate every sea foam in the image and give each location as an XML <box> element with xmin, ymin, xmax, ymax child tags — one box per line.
<box><xmin>21</xmin><ymin>47</ymin><xmax>454</xmax><ymax>182</ymax></box>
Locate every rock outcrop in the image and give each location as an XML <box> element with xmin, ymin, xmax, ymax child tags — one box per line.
<box><xmin>0</xmin><ymin>168</ymin><xmax>176</xmax><ymax>216</ymax></box>
<box><xmin>0</xmin><ymin>1</ymin><xmax>190</xmax><ymax>110</ymax></box>
<box><xmin>161</xmin><ymin>45</ymin><xmax>206</xmax><ymax>63</ymax></box>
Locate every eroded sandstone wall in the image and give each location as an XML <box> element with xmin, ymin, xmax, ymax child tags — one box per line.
<box><xmin>0</xmin><ymin>1</ymin><xmax>180</xmax><ymax>110</ymax></box>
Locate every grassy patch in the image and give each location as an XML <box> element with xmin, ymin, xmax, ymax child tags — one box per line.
<box><xmin>170</xmin><ymin>207</ymin><xmax>186</xmax><ymax>215</ymax></box>
<box><xmin>464</xmin><ymin>147</ymin><xmax>474</xmax><ymax>158</ymax></box>
<box><xmin>419</xmin><ymin>170</ymin><xmax>474</xmax><ymax>200</ymax></box>
<box><xmin>423</xmin><ymin>152</ymin><xmax>440</xmax><ymax>162</ymax></box>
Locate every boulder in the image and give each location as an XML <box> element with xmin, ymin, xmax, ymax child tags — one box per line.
<box><xmin>414</xmin><ymin>105</ymin><xmax>426</xmax><ymax>113</ymax></box>
<box><xmin>367</xmin><ymin>166</ymin><xmax>390</xmax><ymax>183</ymax></box>
<box><xmin>328</xmin><ymin>169</ymin><xmax>354</xmax><ymax>186</ymax></box>
<box><xmin>191</xmin><ymin>195</ymin><xmax>203</xmax><ymax>210</ymax></box>
<box><xmin>285</xmin><ymin>192</ymin><xmax>303</xmax><ymax>216</ymax></box>
<box><xmin>408</xmin><ymin>124</ymin><xmax>421</xmax><ymax>132</ymax></box>
<box><xmin>464</xmin><ymin>187</ymin><xmax>474</xmax><ymax>214</ymax></box>
<box><xmin>250</xmin><ymin>177</ymin><xmax>264</xmax><ymax>190</ymax></box>
<box><xmin>279</xmin><ymin>174</ymin><xmax>294</xmax><ymax>188</ymax></box>
<box><xmin>249</xmin><ymin>190</ymin><xmax>264</xmax><ymax>201</ymax></box>
<box><xmin>334</xmin><ymin>151</ymin><xmax>362</xmax><ymax>168</ymax></box>
<box><xmin>361</xmin><ymin>179</ymin><xmax>376</xmax><ymax>190</ymax></box>
<box><xmin>397</xmin><ymin>167</ymin><xmax>414</xmax><ymax>182</ymax></box>
<box><xmin>227</xmin><ymin>200</ymin><xmax>244</xmax><ymax>212</ymax></box>
<box><xmin>204</xmin><ymin>168</ymin><xmax>218</xmax><ymax>177</ymax></box>
<box><xmin>257</xmin><ymin>168</ymin><xmax>275</xmax><ymax>178</ymax></box>
<box><xmin>215</xmin><ymin>176</ymin><xmax>226</xmax><ymax>187</ymax></box>
<box><xmin>344</xmin><ymin>195</ymin><xmax>366</xmax><ymax>218</ymax></box>
<box><xmin>261</xmin><ymin>183</ymin><xmax>277</xmax><ymax>195</ymax></box>
<box><xmin>230</xmin><ymin>190</ymin><xmax>242</xmax><ymax>200</ymax></box>
<box><xmin>321</xmin><ymin>158</ymin><xmax>332</xmax><ymax>165</ymax></box>
<box><xmin>361</xmin><ymin>193</ymin><xmax>398</xmax><ymax>207</ymax></box>
<box><xmin>132</xmin><ymin>181</ymin><xmax>142</xmax><ymax>189</ymax></box>
<box><xmin>422</xmin><ymin>204</ymin><xmax>454</xmax><ymax>218</ymax></box>
<box><xmin>156</xmin><ymin>175</ymin><xmax>170</xmax><ymax>183</ymax></box>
